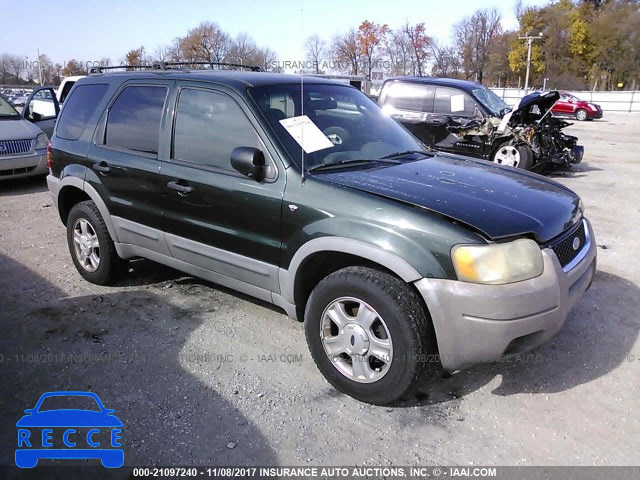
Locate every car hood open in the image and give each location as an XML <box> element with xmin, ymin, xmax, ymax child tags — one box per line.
<box><xmin>507</xmin><ymin>91</ymin><xmax>560</xmax><ymax>125</ymax></box>
<box><xmin>317</xmin><ymin>154</ymin><xmax>581</xmax><ymax>243</ymax></box>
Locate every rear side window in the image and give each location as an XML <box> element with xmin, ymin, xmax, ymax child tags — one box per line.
<box><xmin>55</xmin><ymin>84</ymin><xmax>109</xmax><ymax>140</ymax></box>
<box><xmin>382</xmin><ymin>82</ymin><xmax>434</xmax><ymax>112</ymax></box>
<box><xmin>433</xmin><ymin>87</ymin><xmax>476</xmax><ymax>117</ymax></box>
<box><xmin>105</xmin><ymin>86</ymin><xmax>167</xmax><ymax>155</ymax></box>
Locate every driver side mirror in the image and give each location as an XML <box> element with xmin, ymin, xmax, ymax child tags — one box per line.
<box><xmin>230</xmin><ymin>147</ymin><xmax>265</xmax><ymax>181</ymax></box>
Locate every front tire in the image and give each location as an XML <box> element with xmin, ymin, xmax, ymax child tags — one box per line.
<box><xmin>575</xmin><ymin>108</ymin><xmax>588</xmax><ymax>121</ymax></box>
<box><xmin>66</xmin><ymin>200</ymin><xmax>123</xmax><ymax>285</ymax></box>
<box><xmin>491</xmin><ymin>144</ymin><xmax>533</xmax><ymax>170</ymax></box>
<box><xmin>304</xmin><ymin>267</ymin><xmax>434</xmax><ymax>405</ymax></box>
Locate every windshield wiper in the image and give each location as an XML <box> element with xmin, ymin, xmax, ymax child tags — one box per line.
<box><xmin>379</xmin><ymin>149</ymin><xmax>431</xmax><ymax>160</ymax></box>
<box><xmin>308</xmin><ymin>158</ymin><xmax>401</xmax><ymax>172</ymax></box>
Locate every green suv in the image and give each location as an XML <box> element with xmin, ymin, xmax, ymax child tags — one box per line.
<box><xmin>46</xmin><ymin>66</ymin><xmax>596</xmax><ymax>404</ymax></box>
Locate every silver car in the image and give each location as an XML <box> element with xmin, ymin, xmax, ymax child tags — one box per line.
<box><xmin>0</xmin><ymin>91</ymin><xmax>56</xmax><ymax>180</ymax></box>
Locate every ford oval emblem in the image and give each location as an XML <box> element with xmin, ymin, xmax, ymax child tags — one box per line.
<box><xmin>0</xmin><ymin>143</ymin><xmax>6</xmax><ymax>153</ymax></box>
<box><xmin>572</xmin><ymin>237</ymin><xmax>581</xmax><ymax>251</ymax></box>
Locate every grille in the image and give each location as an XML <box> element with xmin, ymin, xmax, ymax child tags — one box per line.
<box><xmin>551</xmin><ymin>221</ymin><xmax>587</xmax><ymax>268</ymax></box>
<box><xmin>0</xmin><ymin>139</ymin><xmax>35</xmax><ymax>156</ymax></box>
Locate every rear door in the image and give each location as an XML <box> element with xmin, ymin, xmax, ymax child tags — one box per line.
<box><xmin>379</xmin><ymin>81</ymin><xmax>439</xmax><ymax>145</ymax></box>
<box><xmin>87</xmin><ymin>81</ymin><xmax>173</xmax><ymax>253</ymax></box>
<box><xmin>158</xmin><ymin>83</ymin><xmax>284</xmax><ymax>293</ymax></box>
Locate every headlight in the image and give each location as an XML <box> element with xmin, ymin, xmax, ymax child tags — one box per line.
<box><xmin>587</xmin><ymin>103</ymin><xmax>597</xmax><ymax>111</ymax></box>
<box><xmin>578</xmin><ymin>198</ymin><xmax>585</xmax><ymax>215</ymax></box>
<box><xmin>452</xmin><ymin>239</ymin><xmax>544</xmax><ymax>285</ymax></box>
<box><xmin>35</xmin><ymin>132</ymin><xmax>49</xmax><ymax>150</ymax></box>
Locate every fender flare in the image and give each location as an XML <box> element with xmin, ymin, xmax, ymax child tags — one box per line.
<box><xmin>56</xmin><ymin>176</ymin><xmax>119</xmax><ymax>242</ymax></box>
<box><xmin>279</xmin><ymin>236</ymin><xmax>423</xmax><ymax>305</ymax></box>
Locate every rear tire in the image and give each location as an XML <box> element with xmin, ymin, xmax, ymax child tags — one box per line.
<box><xmin>304</xmin><ymin>266</ymin><xmax>435</xmax><ymax>405</ymax></box>
<box><xmin>66</xmin><ymin>200</ymin><xmax>123</xmax><ymax>285</ymax></box>
<box><xmin>575</xmin><ymin>108</ymin><xmax>588</xmax><ymax>121</ymax></box>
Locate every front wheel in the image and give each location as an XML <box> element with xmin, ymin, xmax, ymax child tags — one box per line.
<box><xmin>491</xmin><ymin>144</ymin><xmax>533</xmax><ymax>170</ymax></box>
<box><xmin>575</xmin><ymin>108</ymin><xmax>588</xmax><ymax>121</ymax></box>
<box><xmin>304</xmin><ymin>267</ymin><xmax>435</xmax><ymax>405</ymax></box>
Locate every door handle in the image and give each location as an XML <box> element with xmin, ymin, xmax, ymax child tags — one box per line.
<box><xmin>92</xmin><ymin>161</ymin><xmax>110</xmax><ymax>173</ymax></box>
<box><xmin>167</xmin><ymin>180</ymin><xmax>193</xmax><ymax>195</ymax></box>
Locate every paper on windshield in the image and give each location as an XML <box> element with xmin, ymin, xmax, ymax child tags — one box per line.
<box><xmin>279</xmin><ymin>115</ymin><xmax>334</xmax><ymax>153</ymax></box>
<box><xmin>450</xmin><ymin>94</ymin><xmax>465</xmax><ymax>113</ymax></box>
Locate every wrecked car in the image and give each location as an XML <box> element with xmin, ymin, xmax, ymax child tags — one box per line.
<box><xmin>378</xmin><ymin>77</ymin><xmax>584</xmax><ymax>171</ymax></box>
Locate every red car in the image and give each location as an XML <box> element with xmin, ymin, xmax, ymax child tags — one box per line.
<box><xmin>551</xmin><ymin>91</ymin><xmax>603</xmax><ymax>121</ymax></box>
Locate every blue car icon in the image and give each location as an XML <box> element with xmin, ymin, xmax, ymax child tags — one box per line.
<box><xmin>16</xmin><ymin>391</ymin><xmax>123</xmax><ymax>468</ymax></box>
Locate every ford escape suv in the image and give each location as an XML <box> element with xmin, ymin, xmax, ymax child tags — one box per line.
<box><xmin>46</xmin><ymin>65</ymin><xmax>596</xmax><ymax>405</ymax></box>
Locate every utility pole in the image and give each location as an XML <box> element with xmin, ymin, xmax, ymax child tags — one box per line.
<box><xmin>519</xmin><ymin>33</ymin><xmax>543</xmax><ymax>92</ymax></box>
<box><xmin>36</xmin><ymin>49</ymin><xmax>43</xmax><ymax>85</ymax></box>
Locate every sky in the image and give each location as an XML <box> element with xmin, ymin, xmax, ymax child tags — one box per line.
<box><xmin>0</xmin><ymin>0</ymin><xmax>550</xmax><ymax>68</ymax></box>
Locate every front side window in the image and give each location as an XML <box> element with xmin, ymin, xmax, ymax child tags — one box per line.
<box><xmin>105</xmin><ymin>85</ymin><xmax>167</xmax><ymax>154</ymax></box>
<box><xmin>172</xmin><ymin>88</ymin><xmax>261</xmax><ymax>171</ymax></box>
<box><xmin>56</xmin><ymin>84</ymin><xmax>109</xmax><ymax>140</ymax></box>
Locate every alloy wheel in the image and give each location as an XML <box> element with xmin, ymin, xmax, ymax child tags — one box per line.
<box><xmin>320</xmin><ymin>297</ymin><xmax>393</xmax><ymax>383</ymax></box>
<box><xmin>493</xmin><ymin>145</ymin><xmax>521</xmax><ymax>167</ymax></box>
<box><xmin>72</xmin><ymin>218</ymin><xmax>101</xmax><ymax>272</ymax></box>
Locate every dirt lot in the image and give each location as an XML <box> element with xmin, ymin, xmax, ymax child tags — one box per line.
<box><xmin>1</xmin><ymin>114</ymin><xmax>639</xmax><ymax>471</ymax></box>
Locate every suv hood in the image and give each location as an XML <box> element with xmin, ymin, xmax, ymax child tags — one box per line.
<box><xmin>507</xmin><ymin>91</ymin><xmax>559</xmax><ymax>125</ymax></box>
<box><xmin>318</xmin><ymin>154</ymin><xmax>581</xmax><ymax>243</ymax></box>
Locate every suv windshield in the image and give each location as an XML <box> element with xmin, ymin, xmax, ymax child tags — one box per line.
<box><xmin>250</xmin><ymin>83</ymin><xmax>427</xmax><ymax>171</ymax></box>
<box><xmin>0</xmin><ymin>96</ymin><xmax>20</xmax><ymax>118</ymax></box>
<box><xmin>472</xmin><ymin>87</ymin><xmax>509</xmax><ymax>117</ymax></box>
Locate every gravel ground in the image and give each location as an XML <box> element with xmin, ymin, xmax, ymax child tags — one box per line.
<box><xmin>0</xmin><ymin>113</ymin><xmax>638</xmax><ymax>473</ymax></box>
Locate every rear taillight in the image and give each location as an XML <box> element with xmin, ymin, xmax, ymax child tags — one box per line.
<box><xmin>46</xmin><ymin>142</ymin><xmax>53</xmax><ymax>170</ymax></box>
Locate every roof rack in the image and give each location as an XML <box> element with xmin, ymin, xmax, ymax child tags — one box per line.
<box><xmin>89</xmin><ymin>61</ymin><xmax>263</xmax><ymax>74</ymax></box>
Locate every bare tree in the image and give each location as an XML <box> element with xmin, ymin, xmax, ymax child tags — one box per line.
<box><xmin>385</xmin><ymin>29</ymin><xmax>413</xmax><ymax>75</ymax></box>
<box><xmin>430</xmin><ymin>42</ymin><xmax>462</xmax><ymax>78</ymax></box>
<box><xmin>454</xmin><ymin>8</ymin><xmax>502</xmax><ymax>82</ymax></box>
<box><xmin>177</xmin><ymin>21</ymin><xmax>230</xmax><ymax>64</ymax></box>
<box><xmin>403</xmin><ymin>21</ymin><xmax>431</xmax><ymax>76</ymax></box>
<box><xmin>228</xmin><ymin>33</ymin><xmax>261</xmax><ymax>67</ymax></box>
<box><xmin>330</xmin><ymin>29</ymin><xmax>362</xmax><ymax>75</ymax></box>
<box><xmin>305</xmin><ymin>35</ymin><xmax>327</xmax><ymax>73</ymax></box>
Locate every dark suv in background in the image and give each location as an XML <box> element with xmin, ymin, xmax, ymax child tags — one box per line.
<box><xmin>46</xmin><ymin>66</ymin><xmax>596</xmax><ymax>404</ymax></box>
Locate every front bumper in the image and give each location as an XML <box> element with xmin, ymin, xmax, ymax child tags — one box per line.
<box><xmin>0</xmin><ymin>150</ymin><xmax>47</xmax><ymax>180</ymax></box>
<box><xmin>414</xmin><ymin>218</ymin><xmax>597</xmax><ymax>371</ymax></box>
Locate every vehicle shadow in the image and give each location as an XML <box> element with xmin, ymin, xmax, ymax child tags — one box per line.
<box><xmin>547</xmin><ymin>162</ymin><xmax>603</xmax><ymax>178</ymax></box>
<box><xmin>401</xmin><ymin>270</ymin><xmax>639</xmax><ymax>406</ymax></box>
<box><xmin>0</xmin><ymin>176</ymin><xmax>48</xmax><ymax>197</ymax></box>
<box><xmin>0</xmin><ymin>253</ymin><xmax>278</xmax><ymax>479</ymax></box>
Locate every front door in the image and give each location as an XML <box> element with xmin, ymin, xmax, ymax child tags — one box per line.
<box><xmin>159</xmin><ymin>84</ymin><xmax>284</xmax><ymax>292</ymax></box>
<box><xmin>22</xmin><ymin>86</ymin><xmax>60</xmax><ymax>138</ymax></box>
